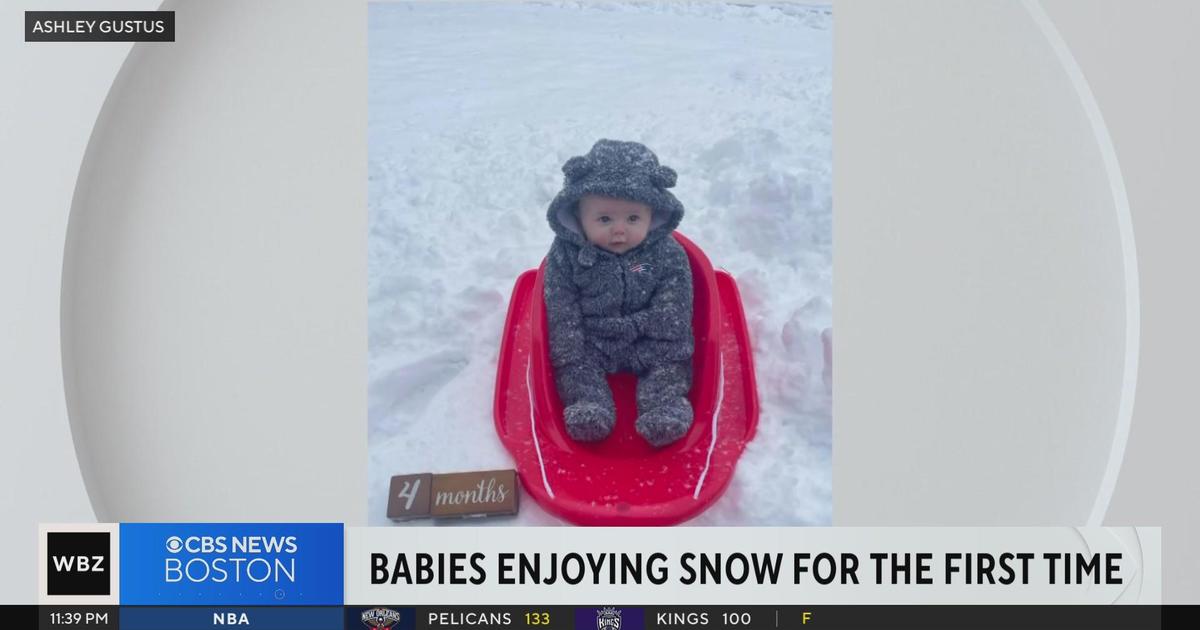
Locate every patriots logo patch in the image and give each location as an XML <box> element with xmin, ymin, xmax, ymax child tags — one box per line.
<box><xmin>629</xmin><ymin>262</ymin><xmax>652</xmax><ymax>274</ymax></box>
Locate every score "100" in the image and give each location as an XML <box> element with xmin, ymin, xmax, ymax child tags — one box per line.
<box><xmin>722</xmin><ymin>612</ymin><xmax>751</xmax><ymax>625</ymax></box>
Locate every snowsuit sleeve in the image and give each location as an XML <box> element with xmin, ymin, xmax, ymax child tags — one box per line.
<box><xmin>544</xmin><ymin>240</ymin><xmax>587</xmax><ymax>369</ymax></box>
<box><xmin>631</xmin><ymin>241</ymin><xmax>693</xmax><ymax>344</ymax></box>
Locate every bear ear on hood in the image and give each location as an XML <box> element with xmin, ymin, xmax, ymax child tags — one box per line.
<box><xmin>562</xmin><ymin>155</ymin><xmax>592</xmax><ymax>183</ymax></box>
<box><xmin>651</xmin><ymin>165</ymin><xmax>677</xmax><ymax>189</ymax></box>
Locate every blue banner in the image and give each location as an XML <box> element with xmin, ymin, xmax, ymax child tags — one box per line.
<box><xmin>119</xmin><ymin>523</ymin><xmax>343</xmax><ymax>605</ymax></box>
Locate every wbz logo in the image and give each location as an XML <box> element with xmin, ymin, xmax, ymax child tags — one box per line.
<box><xmin>46</xmin><ymin>532</ymin><xmax>110</xmax><ymax>595</ymax></box>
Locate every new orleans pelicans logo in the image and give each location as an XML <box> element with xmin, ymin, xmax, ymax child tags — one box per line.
<box><xmin>361</xmin><ymin>607</ymin><xmax>402</xmax><ymax>630</ymax></box>
<box><xmin>596</xmin><ymin>607</ymin><xmax>622</xmax><ymax>630</ymax></box>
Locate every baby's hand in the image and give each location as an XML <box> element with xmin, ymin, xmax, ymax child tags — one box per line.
<box><xmin>583</xmin><ymin>316</ymin><xmax>638</xmax><ymax>343</ymax></box>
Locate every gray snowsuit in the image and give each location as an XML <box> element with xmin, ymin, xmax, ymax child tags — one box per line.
<box><xmin>544</xmin><ymin>139</ymin><xmax>694</xmax><ymax>447</ymax></box>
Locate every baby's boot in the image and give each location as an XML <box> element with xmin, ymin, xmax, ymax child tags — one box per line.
<box><xmin>556</xmin><ymin>361</ymin><xmax>617</xmax><ymax>442</ymax></box>
<box><xmin>635</xmin><ymin>397</ymin><xmax>693</xmax><ymax>447</ymax></box>
<box><xmin>564</xmin><ymin>401</ymin><xmax>616</xmax><ymax>442</ymax></box>
<box><xmin>635</xmin><ymin>361</ymin><xmax>693</xmax><ymax>447</ymax></box>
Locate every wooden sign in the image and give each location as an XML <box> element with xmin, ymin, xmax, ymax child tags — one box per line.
<box><xmin>387</xmin><ymin>469</ymin><xmax>518</xmax><ymax>521</ymax></box>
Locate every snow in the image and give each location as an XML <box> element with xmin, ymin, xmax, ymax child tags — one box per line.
<box><xmin>368</xmin><ymin>1</ymin><xmax>831</xmax><ymax>526</ymax></box>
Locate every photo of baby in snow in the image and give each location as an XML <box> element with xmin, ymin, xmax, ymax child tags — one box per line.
<box><xmin>369</xmin><ymin>1</ymin><xmax>831</xmax><ymax>525</ymax></box>
<box><xmin>545</xmin><ymin>140</ymin><xmax>694</xmax><ymax>447</ymax></box>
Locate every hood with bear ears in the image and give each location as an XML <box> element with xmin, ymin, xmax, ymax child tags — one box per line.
<box><xmin>546</xmin><ymin>139</ymin><xmax>685</xmax><ymax>253</ymax></box>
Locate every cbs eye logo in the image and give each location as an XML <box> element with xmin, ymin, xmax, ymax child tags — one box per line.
<box><xmin>166</xmin><ymin>536</ymin><xmax>184</xmax><ymax>553</ymax></box>
<box><xmin>46</xmin><ymin>532</ymin><xmax>111</xmax><ymax>596</ymax></box>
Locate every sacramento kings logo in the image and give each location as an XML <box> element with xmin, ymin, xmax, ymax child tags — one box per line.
<box><xmin>361</xmin><ymin>607</ymin><xmax>402</xmax><ymax>630</ymax></box>
<box><xmin>596</xmin><ymin>607</ymin><xmax>622</xmax><ymax>630</ymax></box>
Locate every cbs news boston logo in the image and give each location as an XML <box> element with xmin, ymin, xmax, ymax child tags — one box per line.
<box><xmin>39</xmin><ymin>523</ymin><xmax>342</xmax><ymax>605</ymax></box>
<box><xmin>120</xmin><ymin>523</ymin><xmax>343</xmax><ymax>606</ymax></box>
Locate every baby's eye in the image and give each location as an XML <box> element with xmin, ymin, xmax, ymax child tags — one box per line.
<box><xmin>628</xmin><ymin>215</ymin><xmax>641</xmax><ymax>223</ymax></box>
<box><xmin>598</xmin><ymin>216</ymin><xmax>611</xmax><ymax>224</ymax></box>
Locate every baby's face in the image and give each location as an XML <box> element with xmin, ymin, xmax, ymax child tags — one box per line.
<box><xmin>578</xmin><ymin>195</ymin><xmax>652</xmax><ymax>255</ymax></box>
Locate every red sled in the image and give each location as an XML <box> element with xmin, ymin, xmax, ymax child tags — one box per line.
<box><xmin>493</xmin><ymin>232</ymin><xmax>759</xmax><ymax>525</ymax></box>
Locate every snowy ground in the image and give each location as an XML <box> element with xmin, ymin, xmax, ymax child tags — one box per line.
<box><xmin>368</xmin><ymin>1</ymin><xmax>832</xmax><ymax>526</ymax></box>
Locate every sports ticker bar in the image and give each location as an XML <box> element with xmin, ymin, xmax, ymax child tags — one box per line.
<box><xmin>9</xmin><ymin>604</ymin><xmax>1170</xmax><ymax>629</ymax></box>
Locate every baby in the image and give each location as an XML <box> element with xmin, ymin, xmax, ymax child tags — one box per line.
<box><xmin>543</xmin><ymin>139</ymin><xmax>694</xmax><ymax>447</ymax></box>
